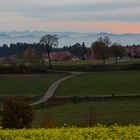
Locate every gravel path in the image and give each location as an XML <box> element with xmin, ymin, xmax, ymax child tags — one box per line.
<box><xmin>31</xmin><ymin>72</ymin><xmax>83</xmax><ymax>106</ymax></box>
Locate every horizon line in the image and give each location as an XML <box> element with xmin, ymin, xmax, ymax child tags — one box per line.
<box><xmin>0</xmin><ymin>30</ymin><xmax>140</xmax><ymax>35</ymax></box>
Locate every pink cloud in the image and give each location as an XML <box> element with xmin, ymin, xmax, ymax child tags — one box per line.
<box><xmin>0</xmin><ymin>12</ymin><xmax>139</xmax><ymax>34</ymax></box>
<box><xmin>41</xmin><ymin>21</ymin><xmax>140</xmax><ymax>34</ymax></box>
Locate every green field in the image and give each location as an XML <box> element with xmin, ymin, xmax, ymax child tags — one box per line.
<box><xmin>32</xmin><ymin>99</ymin><xmax>140</xmax><ymax>127</ymax></box>
<box><xmin>1</xmin><ymin>69</ymin><xmax>140</xmax><ymax>128</ymax></box>
<box><xmin>119</xmin><ymin>58</ymin><xmax>140</xmax><ymax>64</ymax></box>
<box><xmin>50</xmin><ymin>60</ymin><xmax>103</xmax><ymax>65</ymax></box>
<box><xmin>46</xmin><ymin>58</ymin><xmax>140</xmax><ymax>66</ymax></box>
<box><xmin>47</xmin><ymin>59</ymin><xmax>123</xmax><ymax>66</ymax></box>
<box><xmin>0</xmin><ymin>74</ymin><xmax>65</xmax><ymax>96</ymax></box>
<box><xmin>55</xmin><ymin>71</ymin><xmax>140</xmax><ymax>96</ymax></box>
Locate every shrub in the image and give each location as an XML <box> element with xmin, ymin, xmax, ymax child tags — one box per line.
<box><xmin>18</xmin><ymin>63</ymin><xmax>26</xmax><ymax>70</ymax></box>
<box><xmin>1</xmin><ymin>97</ymin><xmax>35</xmax><ymax>129</ymax></box>
<box><xmin>41</xmin><ymin>116</ymin><xmax>56</xmax><ymax>128</ymax></box>
<box><xmin>71</xmin><ymin>96</ymin><xmax>81</xmax><ymax>103</ymax></box>
<box><xmin>9</xmin><ymin>62</ymin><xmax>17</xmax><ymax>69</ymax></box>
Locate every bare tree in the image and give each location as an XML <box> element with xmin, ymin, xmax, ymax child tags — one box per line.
<box><xmin>40</xmin><ymin>34</ymin><xmax>58</xmax><ymax>67</ymax></box>
<box><xmin>111</xmin><ymin>43</ymin><xmax>126</xmax><ymax>64</ymax></box>
<box><xmin>102</xmin><ymin>36</ymin><xmax>111</xmax><ymax>48</ymax></box>
<box><xmin>91</xmin><ymin>37</ymin><xmax>111</xmax><ymax>65</ymax></box>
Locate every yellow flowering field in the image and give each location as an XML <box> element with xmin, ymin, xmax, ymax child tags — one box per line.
<box><xmin>0</xmin><ymin>125</ymin><xmax>140</xmax><ymax>140</ymax></box>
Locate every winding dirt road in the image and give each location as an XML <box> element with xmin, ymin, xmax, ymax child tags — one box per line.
<box><xmin>31</xmin><ymin>72</ymin><xmax>83</xmax><ymax>106</ymax></box>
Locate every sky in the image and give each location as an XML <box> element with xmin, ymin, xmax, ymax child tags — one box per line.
<box><xmin>0</xmin><ymin>0</ymin><xmax>140</xmax><ymax>33</ymax></box>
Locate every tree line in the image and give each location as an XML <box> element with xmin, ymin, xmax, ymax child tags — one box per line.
<box><xmin>0</xmin><ymin>42</ymin><xmax>88</xmax><ymax>58</ymax></box>
<box><xmin>0</xmin><ymin>35</ymin><xmax>140</xmax><ymax>67</ymax></box>
<box><xmin>91</xmin><ymin>37</ymin><xmax>126</xmax><ymax>64</ymax></box>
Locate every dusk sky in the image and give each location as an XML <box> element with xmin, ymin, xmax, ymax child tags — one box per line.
<box><xmin>0</xmin><ymin>0</ymin><xmax>140</xmax><ymax>33</ymax></box>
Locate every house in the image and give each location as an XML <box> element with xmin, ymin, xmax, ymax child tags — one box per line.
<box><xmin>10</xmin><ymin>55</ymin><xmax>21</xmax><ymax>63</ymax></box>
<box><xmin>83</xmin><ymin>52</ymin><xmax>95</xmax><ymax>60</ymax></box>
<box><xmin>71</xmin><ymin>43</ymin><xmax>83</xmax><ymax>48</ymax></box>
<box><xmin>83</xmin><ymin>51</ymin><xmax>102</xmax><ymax>60</ymax></box>
<box><xmin>43</xmin><ymin>51</ymin><xmax>72</xmax><ymax>61</ymax></box>
<box><xmin>71</xmin><ymin>56</ymin><xmax>80</xmax><ymax>61</ymax></box>
<box><xmin>125</xmin><ymin>47</ymin><xmax>140</xmax><ymax>58</ymax></box>
<box><xmin>0</xmin><ymin>55</ymin><xmax>20</xmax><ymax>64</ymax></box>
<box><xmin>70</xmin><ymin>43</ymin><xmax>87</xmax><ymax>59</ymax></box>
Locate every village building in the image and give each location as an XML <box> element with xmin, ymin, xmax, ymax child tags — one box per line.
<box><xmin>125</xmin><ymin>46</ymin><xmax>140</xmax><ymax>58</ymax></box>
<box><xmin>43</xmin><ymin>51</ymin><xmax>72</xmax><ymax>61</ymax></box>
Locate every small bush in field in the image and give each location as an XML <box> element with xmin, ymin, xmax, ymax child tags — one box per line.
<box><xmin>18</xmin><ymin>63</ymin><xmax>26</xmax><ymax>69</ymax></box>
<box><xmin>1</xmin><ymin>97</ymin><xmax>35</xmax><ymax>129</ymax></box>
<box><xmin>41</xmin><ymin>116</ymin><xmax>56</xmax><ymax>128</ymax></box>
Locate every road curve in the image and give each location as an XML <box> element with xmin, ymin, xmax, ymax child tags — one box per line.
<box><xmin>31</xmin><ymin>72</ymin><xmax>83</xmax><ymax>106</ymax></box>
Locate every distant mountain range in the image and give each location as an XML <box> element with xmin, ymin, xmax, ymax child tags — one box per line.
<box><xmin>0</xmin><ymin>31</ymin><xmax>140</xmax><ymax>47</ymax></box>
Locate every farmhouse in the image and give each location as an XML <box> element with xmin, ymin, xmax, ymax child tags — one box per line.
<box><xmin>83</xmin><ymin>51</ymin><xmax>102</xmax><ymax>60</ymax></box>
<box><xmin>43</xmin><ymin>51</ymin><xmax>72</xmax><ymax>61</ymax></box>
<box><xmin>0</xmin><ymin>55</ymin><xmax>20</xmax><ymax>64</ymax></box>
<box><xmin>125</xmin><ymin>46</ymin><xmax>140</xmax><ymax>57</ymax></box>
<box><xmin>71</xmin><ymin>43</ymin><xmax>83</xmax><ymax>48</ymax></box>
<box><xmin>69</xmin><ymin>42</ymin><xmax>87</xmax><ymax>59</ymax></box>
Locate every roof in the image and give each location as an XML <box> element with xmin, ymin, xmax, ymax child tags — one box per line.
<box><xmin>83</xmin><ymin>51</ymin><xmax>100</xmax><ymax>60</ymax></box>
<box><xmin>125</xmin><ymin>47</ymin><xmax>140</xmax><ymax>57</ymax></box>
<box><xmin>43</xmin><ymin>51</ymin><xmax>72</xmax><ymax>61</ymax></box>
<box><xmin>71</xmin><ymin>43</ymin><xmax>82</xmax><ymax>48</ymax></box>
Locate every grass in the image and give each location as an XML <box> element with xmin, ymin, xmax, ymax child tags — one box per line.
<box><xmin>48</xmin><ymin>59</ymin><xmax>119</xmax><ymax>66</ymax></box>
<box><xmin>55</xmin><ymin>70</ymin><xmax>140</xmax><ymax>96</ymax></box>
<box><xmin>119</xmin><ymin>58</ymin><xmax>140</xmax><ymax>64</ymax></box>
<box><xmin>48</xmin><ymin>60</ymin><xmax>103</xmax><ymax>66</ymax></box>
<box><xmin>0</xmin><ymin>74</ymin><xmax>65</xmax><ymax>96</ymax></box>
<box><xmin>32</xmin><ymin>99</ymin><xmax>140</xmax><ymax>127</ymax></box>
<box><xmin>46</xmin><ymin>58</ymin><xmax>140</xmax><ymax>66</ymax></box>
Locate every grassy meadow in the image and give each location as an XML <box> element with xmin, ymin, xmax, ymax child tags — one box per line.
<box><xmin>45</xmin><ymin>58</ymin><xmax>140</xmax><ymax>66</ymax></box>
<box><xmin>32</xmin><ymin>99</ymin><xmax>140</xmax><ymax>127</ymax></box>
<box><xmin>119</xmin><ymin>58</ymin><xmax>140</xmax><ymax>64</ymax></box>
<box><xmin>0</xmin><ymin>74</ymin><xmax>65</xmax><ymax>96</ymax></box>
<box><xmin>0</xmin><ymin>67</ymin><xmax>140</xmax><ymax>128</ymax></box>
<box><xmin>50</xmin><ymin>60</ymin><xmax>103</xmax><ymax>65</ymax></box>
<box><xmin>55</xmin><ymin>70</ymin><xmax>140</xmax><ymax>96</ymax></box>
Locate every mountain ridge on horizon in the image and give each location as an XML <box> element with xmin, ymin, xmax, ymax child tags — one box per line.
<box><xmin>0</xmin><ymin>31</ymin><xmax>140</xmax><ymax>47</ymax></box>
<box><xmin>0</xmin><ymin>31</ymin><xmax>140</xmax><ymax>35</ymax></box>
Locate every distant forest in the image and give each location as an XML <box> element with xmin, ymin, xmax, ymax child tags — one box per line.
<box><xmin>0</xmin><ymin>42</ymin><xmax>140</xmax><ymax>58</ymax></box>
<box><xmin>0</xmin><ymin>43</ymin><xmax>88</xmax><ymax>58</ymax></box>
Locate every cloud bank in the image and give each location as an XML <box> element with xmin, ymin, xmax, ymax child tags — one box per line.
<box><xmin>0</xmin><ymin>0</ymin><xmax>140</xmax><ymax>33</ymax></box>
